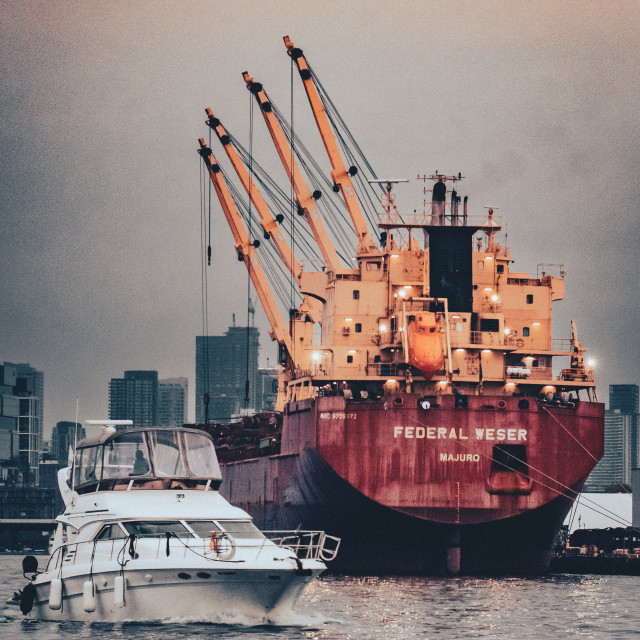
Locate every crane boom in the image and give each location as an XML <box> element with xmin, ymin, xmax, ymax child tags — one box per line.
<box><xmin>205</xmin><ymin>108</ymin><xmax>302</xmax><ymax>281</ymax></box>
<box><xmin>242</xmin><ymin>72</ymin><xmax>343</xmax><ymax>275</ymax></box>
<box><xmin>283</xmin><ymin>35</ymin><xmax>375</xmax><ymax>253</ymax></box>
<box><xmin>197</xmin><ymin>139</ymin><xmax>293</xmax><ymax>358</ymax></box>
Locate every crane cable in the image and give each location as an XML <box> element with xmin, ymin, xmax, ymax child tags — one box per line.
<box><xmin>244</xmin><ymin>93</ymin><xmax>254</xmax><ymax>407</ymax></box>
<box><xmin>199</xmin><ymin>142</ymin><xmax>211</xmax><ymax>425</ymax></box>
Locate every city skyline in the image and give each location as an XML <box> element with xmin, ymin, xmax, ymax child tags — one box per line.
<box><xmin>1</xmin><ymin>3</ymin><xmax>638</xmax><ymax>430</ymax></box>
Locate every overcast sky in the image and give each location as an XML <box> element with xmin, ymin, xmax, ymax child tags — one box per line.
<box><xmin>1</xmin><ymin>2</ymin><xmax>638</xmax><ymax>435</ymax></box>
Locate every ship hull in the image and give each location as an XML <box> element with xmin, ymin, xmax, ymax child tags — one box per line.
<box><xmin>220</xmin><ymin>394</ymin><xmax>604</xmax><ymax>575</ymax></box>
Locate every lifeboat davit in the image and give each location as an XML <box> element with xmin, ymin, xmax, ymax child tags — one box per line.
<box><xmin>406</xmin><ymin>313</ymin><xmax>445</xmax><ymax>379</ymax></box>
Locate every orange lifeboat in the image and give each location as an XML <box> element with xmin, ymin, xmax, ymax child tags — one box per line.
<box><xmin>406</xmin><ymin>313</ymin><xmax>445</xmax><ymax>379</ymax></box>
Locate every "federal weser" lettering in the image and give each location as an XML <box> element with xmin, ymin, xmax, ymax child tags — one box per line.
<box><xmin>393</xmin><ymin>426</ymin><xmax>527</xmax><ymax>441</ymax></box>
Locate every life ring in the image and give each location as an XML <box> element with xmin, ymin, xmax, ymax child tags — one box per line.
<box><xmin>209</xmin><ymin>532</ymin><xmax>236</xmax><ymax>561</ymax></box>
<box><xmin>516</xmin><ymin>339</ymin><xmax>524</xmax><ymax>348</ymax></box>
<box><xmin>497</xmin><ymin>400</ymin><xmax>507</xmax><ymax>409</ymax></box>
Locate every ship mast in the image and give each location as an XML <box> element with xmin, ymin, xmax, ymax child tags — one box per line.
<box><xmin>284</xmin><ymin>36</ymin><xmax>376</xmax><ymax>254</ymax></box>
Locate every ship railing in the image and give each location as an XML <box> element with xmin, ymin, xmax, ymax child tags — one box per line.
<box><xmin>505</xmin><ymin>366</ymin><xmax>553</xmax><ymax>380</ymax></box>
<box><xmin>378</xmin><ymin>210</ymin><xmax>502</xmax><ymax>228</ymax></box>
<box><xmin>262</xmin><ymin>530</ymin><xmax>341</xmax><ymax>562</ymax></box>
<box><xmin>365</xmin><ymin>362</ymin><xmax>405</xmax><ymax>377</ymax></box>
<box><xmin>46</xmin><ymin>529</ymin><xmax>341</xmax><ymax>571</ymax></box>
<box><xmin>559</xmin><ymin>367</ymin><xmax>595</xmax><ymax>383</ymax></box>
<box><xmin>551</xmin><ymin>338</ymin><xmax>573</xmax><ymax>352</ymax></box>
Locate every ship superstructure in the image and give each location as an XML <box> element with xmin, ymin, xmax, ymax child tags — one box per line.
<box><xmin>197</xmin><ymin>37</ymin><xmax>604</xmax><ymax>575</ymax></box>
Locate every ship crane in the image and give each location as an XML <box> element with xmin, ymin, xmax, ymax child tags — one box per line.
<box><xmin>242</xmin><ymin>73</ymin><xmax>342</xmax><ymax>275</ymax></box>
<box><xmin>205</xmin><ymin>109</ymin><xmax>303</xmax><ymax>282</ymax></box>
<box><xmin>197</xmin><ymin>139</ymin><xmax>293</xmax><ymax>360</ymax></box>
<box><xmin>204</xmin><ymin>110</ymin><xmax>322</xmax><ymax>324</ymax></box>
<box><xmin>284</xmin><ymin>36</ymin><xmax>376</xmax><ymax>254</ymax></box>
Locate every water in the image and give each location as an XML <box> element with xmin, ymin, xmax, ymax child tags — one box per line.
<box><xmin>1</xmin><ymin>555</ymin><xmax>639</xmax><ymax>639</ymax></box>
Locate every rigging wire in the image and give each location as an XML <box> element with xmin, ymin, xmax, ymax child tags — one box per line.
<box><xmin>199</xmin><ymin>149</ymin><xmax>211</xmax><ymax>425</ymax></box>
<box><xmin>245</xmin><ymin>94</ymin><xmax>254</xmax><ymax>407</ymax></box>
<box><xmin>409</xmin><ymin>414</ymin><xmax>638</xmax><ymax>533</ymax></box>
<box><xmin>290</xmin><ymin>53</ymin><xmax>296</xmax><ymax>333</ymax></box>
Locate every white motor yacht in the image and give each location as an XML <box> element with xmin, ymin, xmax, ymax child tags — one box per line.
<box><xmin>15</xmin><ymin>421</ymin><xmax>339</xmax><ymax>622</ymax></box>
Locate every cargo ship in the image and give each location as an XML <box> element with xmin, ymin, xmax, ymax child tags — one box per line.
<box><xmin>196</xmin><ymin>36</ymin><xmax>604</xmax><ymax>575</ymax></box>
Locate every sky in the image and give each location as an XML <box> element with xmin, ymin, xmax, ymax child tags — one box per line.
<box><xmin>1</xmin><ymin>1</ymin><xmax>639</xmax><ymax>435</ymax></box>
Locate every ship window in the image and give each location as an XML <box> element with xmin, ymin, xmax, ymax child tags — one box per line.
<box><xmin>497</xmin><ymin>264</ymin><xmax>504</xmax><ymax>273</ymax></box>
<box><xmin>122</xmin><ymin>521</ymin><xmax>192</xmax><ymax>537</ymax></box>
<box><xmin>374</xmin><ymin>355</ymin><xmax>381</xmax><ymax>363</ymax></box>
<box><xmin>96</xmin><ymin>523</ymin><xmax>126</xmax><ymax>541</ymax></box>
<box><xmin>355</xmin><ymin>323</ymin><xmax>362</xmax><ymax>333</ymax></box>
<box><xmin>102</xmin><ymin>432</ymin><xmax>149</xmax><ymax>480</ymax></box>
<box><xmin>526</xmin><ymin>295</ymin><xmax>534</xmax><ymax>304</ymax></box>
<box><xmin>366</xmin><ymin>261</ymin><xmax>381</xmax><ymax>271</ymax></box>
<box><xmin>523</xmin><ymin>327</ymin><xmax>530</xmax><ymax>337</ymax></box>
<box><xmin>149</xmin><ymin>430</ymin><xmax>186</xmax><ymax>477</ymax></box>
<box><xmin>217</xmin><ymin>520</ymin><xmax>265</xmax><ymax>540</ymax></box>
<box><xmin>183</xmin><ymin>431</ymin><xmax>221</xmax><ymax>478</ymax></box>
<box><xmin>480</xmin><ymin>319</ymin><xmax>500</xmax><ymax>332</ymax></box>
<box><xmin>185</xmin><ymin>521</ymin><xmax>222</xmax><ymax>538</ymax></box>
<box><xmin>353</xmin><ymin>290</ymin><xmax>360</xmax><ymax>299</ymax></box>
<box><xmin>476</xmin><ymin>261</ymin><xmax>484</xmax><ymax>271</ymax></box>
<box><xmin>347</xmin><ymin>355</ymin><xmax>354</xmax><ymax>363</ymax></box>
<box><xmin>391</xmin><ymin>317</ymin><xmax>397</xmax><ymax>331</ymax></box>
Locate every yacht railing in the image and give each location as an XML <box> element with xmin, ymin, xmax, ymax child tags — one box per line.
<box><xmin>46</xmin><ymin>529</ymin><xmax>340</xmax><ymax>572</ymax></box>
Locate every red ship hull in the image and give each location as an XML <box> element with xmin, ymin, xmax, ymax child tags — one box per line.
<box><xmin>220</xmin><ymin>394</ymin><xmax>604</xmax><ymax>574</ymax></box>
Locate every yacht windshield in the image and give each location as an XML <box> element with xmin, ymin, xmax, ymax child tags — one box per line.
<box><xmin>73</xmin><ymin>429</ymin><xmax>221</xmax><ymax>486</ymax></box>
<box><xmin>103</xmin><ymin>432</ymin><xmax>150</xmax><ymax>479</ymax></box>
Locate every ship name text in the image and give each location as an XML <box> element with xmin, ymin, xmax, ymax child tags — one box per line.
<box><xmin>393</xmin><ymin>426</ymin><xmax>527</xmax><ymax>441</ymax></box>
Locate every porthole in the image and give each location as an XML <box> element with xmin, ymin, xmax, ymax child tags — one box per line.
<box><xmin>518</xmin><ymin>399</ymin><xmax>530</xmax><ymax>410</ymax></box>
<box><xmin>177</xmin><ymin>572</ymin><xmax>191</xmax><ymax>580</ymax></box>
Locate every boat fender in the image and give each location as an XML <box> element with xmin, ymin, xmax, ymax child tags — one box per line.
<box><xmin>210</xmin><ymin>531</ymin><xmax>236</xmax><ymax>561</ymax></box>
<box><xmin>82</xmin><ymin>580</ymin><xmax>96</xmax><ymax>613</ymax></box>
<box><xmin>113</xmin><ymin>575</ymin><xmax>125</xmax><ymax>607</ymax></box>
<box><xmin>19</xmin><ymin>582</ymin><xmax>36</xmax><ymax>615</ymax></box>
<box><xmin>48</xmin><ymin>578</ymin><xmax>63</xmax><ymax>610</ymax></box>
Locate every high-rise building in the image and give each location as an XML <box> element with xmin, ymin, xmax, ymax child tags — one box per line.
<box><xmin>0</xmin><ymin>363</ymin><xmax>20</xmax><ymax>483</ymax></box>
<box><xmin>584</xmin><ymin>384</ymin><xmax>639</xmax><ymax>492</ymax></box>
<box><xmin>258</xmin><ymin>367</ymin><xmax>279</xmax><ymax>413</ymax></box>
<box><xmin>158</xmin><ymin>378</ymin><xmax>188</xmax><ymax>426</ymax></box>
<box><xmin>609</xmin><ymin>384</ymin><xmax>639</xmax><ymax>469</ymax></box>
<box><xmin>51</xmin><ymin>421</ymin><xmax>85</xmax><ymax>466</ymax></box>
<box><xmin>0</xmin><ymin>362</ymin><xmax>44</xmax><ymax>485</ymax></box>
<box><xmin>109</xmin><ymin>370</ymin><xmax>158</xmax><ymax>428</ymax></box>
<box><xmin>196</xmin><ymin>326</ymin><xmax>260</xmax><ymax>423</ymax></box>
<box><xmin>15</xmin><ymin>363</ymin><xmax>44</xmax><ymax>450</ymax></box>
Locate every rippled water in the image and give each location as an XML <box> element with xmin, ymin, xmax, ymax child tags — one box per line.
<box><xmin>1</xmin><ymin>555</ymin><xmax>639</xmax><ymax>639</ymax></box>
